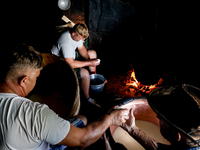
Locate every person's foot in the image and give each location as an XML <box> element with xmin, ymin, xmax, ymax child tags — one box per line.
<box><xmin>87</xmin><ymin>98</ymin><xmax>101</xmax><ymax>108</ymax></box>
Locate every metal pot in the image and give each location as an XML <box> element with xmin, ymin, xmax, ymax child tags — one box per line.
<box><xmin>90</xmin><ymin>74</ymin><xmax>106</xmax><ymax>94</ymax></box>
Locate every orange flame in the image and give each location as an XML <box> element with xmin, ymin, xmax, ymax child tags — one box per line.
<box><xmin>124</xmin><ymin>70</ymin><xmax>140</xmax><ymax>88</ymax></box>
<box><xmin>130</xmin><ymin>71</ymin><xmax>139</xmax><ymax>88</ymax></box>
<box><xmin>127</xmin><ymin>70</ymin><xmax>163</xmax><ymax>93</ymax></box>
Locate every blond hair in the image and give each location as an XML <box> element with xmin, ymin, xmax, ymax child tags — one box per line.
<box><xmin>73</xmin><ymin>23</ymin><xmax>89</xmax><ymax>39</ymax></box>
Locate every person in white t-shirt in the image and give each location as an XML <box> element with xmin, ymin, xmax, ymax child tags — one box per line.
<box><xmin>0</xmin><ymin>44</ymin><xmax>129</xmax><ymax>150</ymax></box>
<box><xmin>51</xmin><ymin>23</ymin><xmax>101</xmax><ymax>107</ymax></box>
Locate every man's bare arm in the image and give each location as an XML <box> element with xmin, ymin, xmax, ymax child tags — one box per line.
<box><xmin>65</xmin><ymin>57</ymin><xmax>98</xmax><ymax>69</ymax></box>
<box><xmin>122</xmin><ymin>125</ymin><xmax>158</xmax><ymax>150</ymax></box>
<box><xmin>65</xmin><ymin>57</ymin><xmax>90</xmax><ymax>68</ymax></box>
<box><xmin>77</xmin><ymin>45</ymin><xmax>90</xmax><ymax>60</ymax></box>
<box><xmin>58</xmin><ymin>107</ymin><xmax>129</xmax><ymax>149</ymax></box>
<box><xmin>121</xmin><ymin>109</ymin><xmax>158</xmax><ymax>150</ymax></box>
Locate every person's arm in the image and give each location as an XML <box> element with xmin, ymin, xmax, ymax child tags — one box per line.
<box><xmin>65</xmin><ymin>57</ymin><xmax>91</xmax><ymax>68</ymax></box>
<box><xmin>77</xmin><ymin>45</ymin><xmax>99</xmax><ymax>65</ymax></box>
<box><xmin>60</xmin><ymin>43</ymin><xmax>97</xmax><ymax>68</ymax></box>
<box><xmin>77</xmin><ymin>45</ymin><xmax>90</xmax><ymax>61</ymax></box>
<box><xmin>65</xmin><ymin>57</ymin><xmax>99</xmax><ymax>69</ymax></box>
<box><xmin>121</xmin><ymin>109</ymin><xmax>158</xmax><ymax>150</ymax></box>
<box><xmin>58</xmin><ymin>107</ymin><xmax>129</xmax><ymax>149</ymax></box>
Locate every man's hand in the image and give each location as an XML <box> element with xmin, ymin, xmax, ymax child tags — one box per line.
<box><xmin>89</xmin><ymin>59</ymin><xmax>100</xmax><ymax>67</ymax></box>
<box><xmin>107</xmin><ymin>106</ymin><xmax>129</xmax><ymax>126</ymax></box>
<box><xmin>120</xmin><ymin>108</ymin><xmax>159</xmax><ymax>150</ymax></box>
<box><xmin>58</xmin><ymin>106</ymin><xmax>128</xmax><ymax>149</ymax></box>
<box><xmin>121</xmin><ymin>108</ymin><xmax>135</xmax><ymax>132</ymax></box>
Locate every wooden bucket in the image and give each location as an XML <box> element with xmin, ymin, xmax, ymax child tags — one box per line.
<box><xmin>28</xmin><ymin>53</ymin><xmax>80</xmax><ymax>119</ymax></box>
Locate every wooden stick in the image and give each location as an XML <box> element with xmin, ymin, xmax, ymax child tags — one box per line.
<box><xmin>61</xmin><ymin>15</ymin><xmax>75</xmax><ymax>26</ymax></box>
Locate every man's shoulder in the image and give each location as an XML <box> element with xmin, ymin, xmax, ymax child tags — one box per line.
<box><xmin>0</xmin><ymin>93</ymin><xmax>47</xmax><ymax>109</ymax></box>
<box><xmin>58</xmin><ymin>30</ymin><xmax>72</xmax><ymax>43</ymax></box>
<box><xmin>60</xmin><ymin>30</ymin><xmax>71</xmax><ymax>38</ymax></box>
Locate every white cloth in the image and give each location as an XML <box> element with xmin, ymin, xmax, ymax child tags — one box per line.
<box><xmin>0</xmin><ymin>93</ymin><xmax>70</xmax><ymax>150</ymax></box>
<box><xmin>51</xmin><ymin>31</ymin><xmax>83</xmax><ymax>59</ymax></box>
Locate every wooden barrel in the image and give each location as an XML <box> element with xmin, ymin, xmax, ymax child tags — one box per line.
<box><xmin>28</xmin><ymin>53</ymin><xmax>80</xmax><ymax>119</ymax></box>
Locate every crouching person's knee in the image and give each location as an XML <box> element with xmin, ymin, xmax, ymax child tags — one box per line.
<box><xmin>68</xmin><ymin>115</ymin><xmax>87</xmax><ymax>127</ymax></box>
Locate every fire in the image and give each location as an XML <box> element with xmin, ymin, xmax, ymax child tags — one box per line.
<box><xmin>105</xmin><ymin>68</ymin><xmax>164</xmax><ymax>98</ymax></box>
<box><xmin>126</xmin><ymin>69</ymin><xmax>163</xmax><ymax>94</ymax></box>
<box><xmin>129</xmin><ymin>71</ymin><xmax>140</xmax><ymax>88</ymax></box>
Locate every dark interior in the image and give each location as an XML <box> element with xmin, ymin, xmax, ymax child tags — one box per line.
<box><xmin>2</xmin><ymin>0</ymin><xmax>199</xmax><ymax>86</ymax></box>
<box><xmin>1</xmin><ymin>0</ymin><xmax>199</xmax><ymax>149</ymax></box>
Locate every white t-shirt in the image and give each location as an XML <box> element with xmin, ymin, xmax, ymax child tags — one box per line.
<box><xmin>0</xmin><ymin>93</ymin><xmax>70</xmax><ymax>150</ymax></box>
<box><xmin>51</xmin><ymin>31</ymin><xmax>83</xmax><ymax>59</ymax></box>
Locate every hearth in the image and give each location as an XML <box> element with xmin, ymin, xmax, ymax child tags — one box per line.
<box><xmin>106</xmin><ymin>69</ymin><xmax>164</xmax><ymax>98</ymax></box>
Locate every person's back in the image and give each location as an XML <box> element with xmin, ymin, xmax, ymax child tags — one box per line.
<box><xmin>0</xmin><ymin>93</ymin><xmax>47</xmax><ymax>149</ymax></box>
<box><xmin>51</xmin><ymin>29</ymin><xmax>83</xmax><ymax>59</ymax></box>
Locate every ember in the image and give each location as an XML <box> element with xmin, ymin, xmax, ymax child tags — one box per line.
<box><xmin>106</xmin><ymin>69</ymin><xmax>164</xmax><ymax>98</ymax></box>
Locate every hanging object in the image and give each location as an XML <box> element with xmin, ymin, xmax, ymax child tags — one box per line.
<box><xmin>58</xmin><ymin>0</ymin><xmax>71</xmax><ymax>10</ymax></box>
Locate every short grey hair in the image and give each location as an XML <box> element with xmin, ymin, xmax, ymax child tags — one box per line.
<box><xmin>0</xmin><ymin>44</ymin><xmax>43</xmax><ymax>83</ymax></box>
